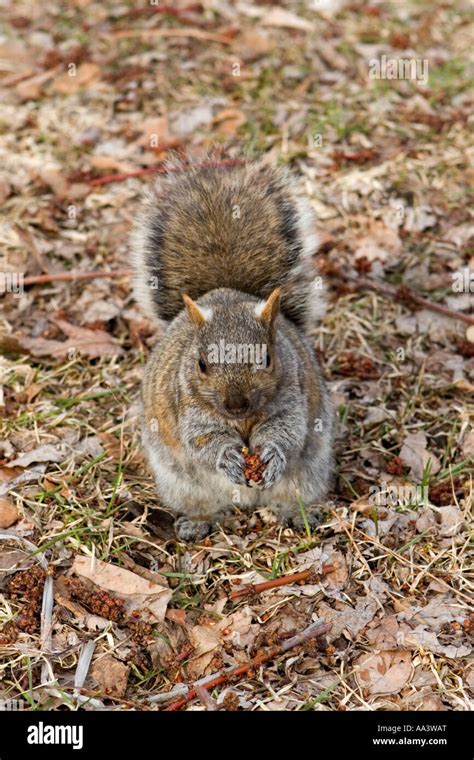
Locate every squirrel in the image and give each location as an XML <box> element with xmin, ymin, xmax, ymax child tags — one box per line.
<box><xmin>131</xmin><ymin>159</ymin><xmax>334</xmax><ymax>541</ymax></box>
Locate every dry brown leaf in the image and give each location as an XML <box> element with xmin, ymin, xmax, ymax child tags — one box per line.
<box><xmin>97</xmin><ymin>432</ymin><xmax>121</xmax><ymax>460</ymax></box>
<box><xmin>0</xmin><ymin>498</ymin><xmax>19</xmax><ymax>529</ymax></box>
<box><xmin>52</xmin><ymin>63</ymin><xmax>101</xmax><ymax>95</ymax></box>
<box><xmin>236</xmin><ymin>30</ymin><xmax>271</xmax><ymax>62</ymax></box>
<box><xmin>398</xmin><ymin>625</ymin><xmax>471</xmax><ymax>658</ymax></box>
<box><xmin>73</xmin><ymin>556</ymin><xmax>172</xmax><ymax>622</ymax></box>
<box><xmin>133</xmin><ymin>117</ymin><xmax>174</xmax><ymax>151</ymax></box>
<box><xmin>366</xmin><ymin>615</ymin><xmax>400</xmax><ymax>650</ymax></box>
<box><xmin>349</xmin><ymin>494</ymin><xmax>374</xmax><ymax>514</ymax></box>
<box><xmin>318</xmin><ymin>598</ymin><xmax>378</xmax><ymax>640</ymax></box>
<box><xmin>419</xmin><ymin>694</ymin><xmax>448</xmax><ymax>711</ymax></box>
<box><xmin>186</xmin><ymin>624</ymin><xmax>221</xmax><ymax>680</ymax></box>
<box><xmin>261</xmin><ymin>8</ymin><xmax>315</xmax><ymax>32</ymax></box>
<box><xmin>16</xmin><ymin>69</ymin><xmax>57</xmax><ymax>101</ymax></box>
<box><xmin>6</xmin><ymin>443</ymin><xmax>68</xmax><ymax>468</ymax></box>
<box><xmin>399</xmin><ymin>431</ymin><xmax>441</xmax><ymax>480</ymax></box>
<box><xmin>91</xmin><ymin>655</ymin><xmax>129</xmax><ymax>698</ymax></box>
<box><xmin>355</xmin><ymin>650</ymin><xmax>413</xmax><ymax>695</ymax></box>
<box><xmin>166</xmin><ymin>609</ymin><xmax>187</xmax><ymax>626</ymax></box>
<box><xmin>213</xmin><ymin>108</ymin><xmax>246</xmax><ymax>137</ymax></box>
<box><xmin>432</xmin><ymin>505</ymin><xmax>464</xmax><ymax>537</ymax></box>
<box><xmin>8</xmin><ymin>319</ymin><xmax>124</xmax><ymax>360</ymax></box>
<box><xmin>403</xmin><ymin>595</ymin><xmax>467</xmax><ymax>631</ymax></box>
<box><xmin>40</xmin><ymin>167</ymin><xmax>70</xmax><ymax>200</ymax></box>
<box><xmin>353</xmin><ymin>222</ymin><xmax>402</xmax><ymax>264</ymax></box>
<box><xmin>88</xmin><ymin>155</ymin><xmax>136</xmax><ymax>174</ymax></box>
<box><xmin>218</xmin><ymin>606</ymin><xmax>257</xmax><ymax>649</ymax></box>
<box><xmin>0</xmin><ymin>549</ymin><xmax>28</xmax><ymax>573</ymax></box>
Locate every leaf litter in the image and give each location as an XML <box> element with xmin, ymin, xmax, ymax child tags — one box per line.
<box><xmin>0</xmin><ymin>0</ymin><xmax>472</xmax><ymax>712</ymax></box>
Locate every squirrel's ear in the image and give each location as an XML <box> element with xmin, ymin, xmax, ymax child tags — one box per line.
<box><xmin>182</xmin><ymin>294</ymin><xmax>208</xmax><ymax>328</ymax></box>
<box><xmin>256</xmin><ymin>287</ymin><xmax>281</xmax><ymax>332</ymax></box>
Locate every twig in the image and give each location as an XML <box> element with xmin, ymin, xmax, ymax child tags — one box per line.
<box><xmin>88</xmin><ymin>158</ymin><xmax>245</xmax><ymax>186</ymax></box>
<box><xmin>194</xmin><ymin>685</ymin><xmax>218</xmax><ymax>711</ymax></box>
<box><xmin>109</xmin><ymin>28</ymin><xmax>232</xmax><ymax>44</ymax></box>
<box><xmin>88</xmin><ymin>167</ymin><xmax>161</xmax><ymax>186</ymax></box>
<box><xmin>333</xmin><ymin>272</ymin><xmax>474</xmax><ymax>326</ymax></box>
<box><xmin>22</xmin><ymin>269</ymin><xmax>132</xmax><ymax>286</ymax></box>
<box><xmin>164</xmin><ymin>620</ymin><xmax>332</xmax><ymax>711</ymax></box>
<box><xmin>229</xmin><ymin>564</ymin><xmax>335</xmax><ymax>600</ymax></box>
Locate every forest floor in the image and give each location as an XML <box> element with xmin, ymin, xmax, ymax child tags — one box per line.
<box><xmin>0</xmin><ymin>0</ymin><xmax>472</xmax><ymax>712</ymax></box>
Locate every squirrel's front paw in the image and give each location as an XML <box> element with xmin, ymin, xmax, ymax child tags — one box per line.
<box><xmin>259</xmin><ymin>443</ymin><xmax>286</xmax><ymax>488</ymax></box>
<box><xmin>217</xmin><ymin>444</ymin><xmax>246</xmax><ymax>486</ymax></box>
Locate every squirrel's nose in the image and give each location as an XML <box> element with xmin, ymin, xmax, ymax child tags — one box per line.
<box><xmin>224</xmin><ymin>392</ymin><xmax>250</xmax><ymax>416</ymax></box>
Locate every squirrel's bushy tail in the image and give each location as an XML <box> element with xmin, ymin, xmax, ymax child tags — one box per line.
<box><xmin>131</xmin><ymin>159</ymin><xmax>326</xmax><ymax>331</ymax></box>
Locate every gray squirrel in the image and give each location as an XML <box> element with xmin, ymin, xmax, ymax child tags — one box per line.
<box><xmin>131</xmin><ymin>160</ymin><xmax>334</xmax><ymax>540</ymax></box>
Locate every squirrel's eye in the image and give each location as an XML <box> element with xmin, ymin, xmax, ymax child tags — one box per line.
<box><xmin>198</xmin><ymin>357</ymin><xmax>207</xmax><ymax>373</ymax></box>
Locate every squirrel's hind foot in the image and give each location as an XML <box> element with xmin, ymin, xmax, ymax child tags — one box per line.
<box><xmin>174</xmin><ymin>516</ymin><xmax>212</xmax><ymax>542</ymax></box>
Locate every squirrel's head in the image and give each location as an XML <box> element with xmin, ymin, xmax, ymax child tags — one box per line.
<box><xmin>182</xmin><ymin>288</ymin><xmax>282</xmax><ymax>419</ymax></box>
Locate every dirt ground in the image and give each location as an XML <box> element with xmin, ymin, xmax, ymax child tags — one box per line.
<box><xmin>0</xmin><ymin>0</ymin><xmax>472</xmax><ymax>711</ymax></box>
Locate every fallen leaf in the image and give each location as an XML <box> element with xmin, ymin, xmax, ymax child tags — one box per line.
<box><xmin>398</xmin><ymin>625</ymin><xmax>471</xmax><ymax>658</ymax></box>
<box><xmin>40</xmin><ymin>167</ymin><xmax>69</xmax><ymax>200</ymax></box>
<box><xmin>16</xmin><ymin>69</ymin><xmax>57</xmax><ymax>100</ymax></box>
<box><xmin>0</xmin><ymin>549</ymin><xmax>29</xmax><ymax>573</ymax></box>
<box><xmin>318</xmin><ymin>597</ymin><xmax>378</xmax><ymax>640</ymax></box>
<box><xmin>261</xmin><ymin>8</ymin><xmax>315</xmax><ymax>32</ymax></box>
<box><xmin>186</xmin><ymin>624</ymin><xmax>221</xmax><ymax>680</ymax></box>
<box><xmin>0</xmin><ymin>466</ymin><xmax>46</xmax><ymax>497</ymax></box>
<box><xmin>353</xmin><ymin>222</ymin><xmax>402</xmax><ymax>264</ymax></box>
<box><xmin>402</xmin><ymin>594</ymin><xmax>467</xmax><ymax>631</ymax></box>
<box><xmin>355</xmin><ymin>650</ymin><xmax>413</xmax><ymax>695</ymax></box>
<box><xmin>0</xmin><ymin>498</ymin><xmax>20</xmax><ymax>528</ymax></box>
<box><xmin>6</xmin><ymin>443</ymin><xmax>68</xmax><ymax>468</ymax></box>
<box><xmin>419</xmin><ymin>694</ymin><xmax>447</xmax><ymax>711</ymax></box>
<box><xmin>399</xmin><ymin>431</ymin><xmax>441</xmax><ymax>480</ymax></box>
<box><xmin>89</xmin><ymin>155</ymin><xmax>136</xmax><ymax>174</ymax></box>
<box><xmin>432</xmin><ymin>505</ymin><xmax>464</xmax><ymax>537</ymax></box>
<box><xmin>91</xmin><ymin>655</ymin><xmax>129</xmax><ymax>698</ymax></box>
<box><xmin>72</xmin><ymin>436</ymin><xmax>105</xmax><ymax>459</ymax></box>
<box><xmin>133</xmin><ymin>116</ymin><xmax>175</xmax><ymax>152</ymax></box>
<box><xmin>218</xmin><ymin>606</ymin><xmax>257</xmax><ymax>649</ymax></box>
<box><xmin>166</xmin><ymin>609</ymin><xmax>187</xmax><ymax>626</ymax></box>
<box><xmin>6</xmin><ymin>319</ymin><xmax>124</xmax><ymax>360</ymax></box>
<box><xmin>97</xmin><ymin>432</ymin><xmax>121</xmax><ymax>460</ymax></box>
<box><xmin>213</xmin><ymin>108</ymin><xmax>246</xmax><ymax>137</ymax></box>
<box><xmin>73</xmin><ymin>556</ymin><xmax>172</xmax><ymax>622</ymax></box>
<box><xmin>236</xmin><ymin>29</ymin><xmax>271</xmax><ymax>62</ymax></box>
<box><xmin>52</xmin><ymin>62</ymin><xmax>101</xmax><ymax>95</ymax></box>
